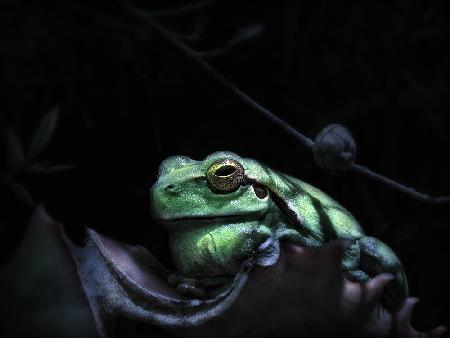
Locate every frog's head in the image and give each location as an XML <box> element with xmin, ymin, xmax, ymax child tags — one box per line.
<box><xmin>151</xmin><ymin>151</ymin><xmax>272</xmax><ymax>226</ymax></box>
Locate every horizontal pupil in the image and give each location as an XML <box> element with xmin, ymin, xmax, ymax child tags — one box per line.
<box><xmin>215</xmin><ymin>165</ymin><xmax>236</xmax><ymax>177</ymax></box>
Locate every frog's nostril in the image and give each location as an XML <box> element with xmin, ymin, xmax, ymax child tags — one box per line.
<box><xmin>164</xmin><ymin>184</ymin><xmax>181</xmax><ymax>194</ymax></box>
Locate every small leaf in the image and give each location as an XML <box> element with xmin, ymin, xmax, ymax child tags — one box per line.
<box><xmin>5</xmin><ymin>128</ymin><xmax>26</xmax><ymax>173</ymax></box>
<box><xmin>26</xmin><ymin>163</ymin><xmax>76</xmax><ymax>175</ymax></box>
<box><xmin>27</xmin><ymin>106</ymin><xmax>59</xmax><ymax>160</ymax></box>
<box><xmin>45</xmin><ymin>164</ymin><xmax>76</xmax><ymax>172</ymax></box>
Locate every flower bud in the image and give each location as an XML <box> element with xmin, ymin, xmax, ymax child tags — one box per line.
<box><xmin>313</xmin><ymin>124</ymin><xmax>356</xmax><ymax>174</ymax></box>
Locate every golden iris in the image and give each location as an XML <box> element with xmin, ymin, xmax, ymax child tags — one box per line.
<box><xmin>206</xmin><ymin>159</ymin><xmax>244</xmax><ymax>193</ymax></box>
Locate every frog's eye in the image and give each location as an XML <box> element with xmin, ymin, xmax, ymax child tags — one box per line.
<box><xmin>206</xmin><ymin>159</ymin><xmax>244</xmax><ymax>193</ymax></box>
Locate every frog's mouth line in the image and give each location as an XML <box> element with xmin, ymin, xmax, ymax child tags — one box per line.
<box><xmin>157</xmin><ymin>212</ymin><xmax>266</xmax><ymax>229</ymax></box>
<box><xmin>156</xmin><ymin>188</ymin><xmax>309</xmax><ymax>238</ymax></box>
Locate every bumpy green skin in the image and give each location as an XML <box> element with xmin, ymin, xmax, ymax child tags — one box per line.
<box><xmin>151</xmin><ymin>151</ymin><xmax>408</xmax><ymax>298</ymax></box>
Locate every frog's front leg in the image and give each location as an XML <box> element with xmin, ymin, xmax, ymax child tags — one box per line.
<box><xmin>344</xmin><ymin>236</ymin><xmax>409</xmax><ymax>306</ymax></box>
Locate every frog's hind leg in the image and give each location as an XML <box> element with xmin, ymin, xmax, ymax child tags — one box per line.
<box><xmin>357</xmin><ymin>236</ymin><xmax>409</xmax><ymax>306</ymax></box>
<box><xmin>342</xmin><ymin>240</ymin><xmax>371</xmax><ymax>282</ymax></box>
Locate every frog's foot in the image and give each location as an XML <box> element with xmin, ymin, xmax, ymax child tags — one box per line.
<box><xmin>358</xmin><ymin>236</ymin><xmax>409</xmax><ymax>308</ymax></box>
<box><xmin>343</xmin><ymin>269</ymin><xmax>403</xmax><ymax>308</ymax></box>
<box><xmin>168</xmin><ymin>273</ymin><xmax>206</xmax><ymax>298</ymax></box>
<box><xmin>168</xmin><ymin>273</ymin><xmax>233</xmax><ymax>299</ymax></box>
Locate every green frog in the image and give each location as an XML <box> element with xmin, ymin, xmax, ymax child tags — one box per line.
<box><xmin>151</xmin><ymin>151</ymin><xmax>408</xmax><ymax>299</ymax></box>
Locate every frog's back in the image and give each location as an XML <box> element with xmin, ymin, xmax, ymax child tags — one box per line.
<box><xmin>243</xmin><ymin>158</ymin><xmax>364</xmax><ymax>241</ymax></box>
<box><xmin>285</xmin><ymin>174</ymin><xmax>365</xmax><ymax>241</ymax></box>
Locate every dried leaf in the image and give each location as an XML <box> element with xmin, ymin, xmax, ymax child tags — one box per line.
<box><xmin>5</xmin><ymin>128</ymin><xmax>26</xmax><ymax>173</ymax></box>
<box><xmin>27</xmin><ymin>106</ymin><xmax>59</xmax><ymax>160</ymax></box>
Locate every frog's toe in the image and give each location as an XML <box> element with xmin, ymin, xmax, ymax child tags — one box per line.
<box><xmin>176</xmin><ymin>282</ymin><xmax>206</xmax><ymax>298</ymax></box>
<box><xmin>346</xmin><ymin>268</ymin><xmax>405</xmax><ymax>308</ymax></box>
<box><xmin>344</xmin><ymin>269</ymin><xmax>370</xmax><ymax>283</ymax></box>
<box><xmin>168</xmin><ymin>273</ymin><xmax>208</xmax><ymax>298</ymax></box>
<box><xmin>359</xmin><ymin>236</ymin><xmax>409</xmax><ymax>300</ymax></box>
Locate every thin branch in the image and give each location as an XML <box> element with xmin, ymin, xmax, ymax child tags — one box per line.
<box><xmin>352</xmin><ymin>164</ymin><xmax>450</xmax><ymax>205</ymax></box>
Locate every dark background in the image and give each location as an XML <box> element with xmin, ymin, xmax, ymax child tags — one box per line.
<box><xmin>1</xmin><ymin>0</ymin><xmax>449</xmax><ymax>334</ymax></box>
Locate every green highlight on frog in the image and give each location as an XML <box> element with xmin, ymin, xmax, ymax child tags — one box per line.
<box><xmin>151</xmin><ymin>151</ymin><xmax>408</xmax><ymax>299</ymax></box>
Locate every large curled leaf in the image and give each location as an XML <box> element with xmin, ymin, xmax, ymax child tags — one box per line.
<box><xmin>27</xmin><ymin>106</ymin><xmax>59</xmax><ymax>160</ymax></box>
